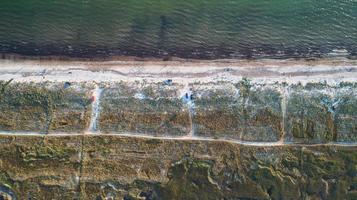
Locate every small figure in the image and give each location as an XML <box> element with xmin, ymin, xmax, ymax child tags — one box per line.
<box><xmin>89</xmin><ymin>96</ymin><xmax>95</xmax><ymax>104</ymax></box>
<box><xmin>64</xmin><ymin>82</ymin><xmax>71</xmax><ymax>89</ymax></box>
<box><xmin>224</xmin><ymin>68</ymin><xmax>232</xmax><ymax>72</ymax></box>
<box><xmin>185</xmin><ymin>93</ymin><xmax>189</xmax><ymax>100</ymax></box>
<box><xmin>163</xmin><ymin>79</ymin><xmax>173</xmax><ymax>86</ymax></box>
<box><xmin>40</xmin><ymin>69</ymin><xmax>46</xmax><ymax>79</ymax></box>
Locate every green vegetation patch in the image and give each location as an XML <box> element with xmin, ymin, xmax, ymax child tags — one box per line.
<box><xmin>99</xmin><ymin>82</ymin><xmax>191</xmax><ymax>136</ymax></box>
<box><xmin>286</xmin><ymin>83</ymin><xmax>357</xmax><ymax>143</ymax></box>
<box><xmin>0</xmin><ymin>81</ymin><xmax>92</xmax><ymax>133</ymax></box>
<box><xmin>192</xmin><ymin>80</ymin><xmax>283</xmax><ymax>142</ymax></box>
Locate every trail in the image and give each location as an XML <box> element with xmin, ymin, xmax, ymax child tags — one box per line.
<box><xmin>0</xmin><ymin>131</ymin><xmax>357</xmax><ymax>147</ymax></box>
<box><xmin>180</xmin><ymin>83</ymin><xmax>195</xmax><ymax>137</ymax></box>
<box><xmin>87</xmin><ymin>85</ymin><xmax>103</xmax><ymax>133</ymax></box>
<box><xmin>278</xmin><ymin>85</ymin><xmax>288</xmax><ymax>143</ymax></box>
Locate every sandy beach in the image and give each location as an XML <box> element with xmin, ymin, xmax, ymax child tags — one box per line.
<box><xmin>1</xmin><ymin>57</ymin><xmax>357</xmax><ymax>86</ymax></box>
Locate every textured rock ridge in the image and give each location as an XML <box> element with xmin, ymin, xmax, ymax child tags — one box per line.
<box><xmin>0</xmin><ymin>135</ymin><xmax>356</xmax><ymax>199</ymax></box>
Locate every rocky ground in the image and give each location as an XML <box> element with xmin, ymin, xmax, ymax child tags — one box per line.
<box><xmin>0</xmin><ymin>58</ymin><xmax>356</xmax><ymax>199</ymax></box>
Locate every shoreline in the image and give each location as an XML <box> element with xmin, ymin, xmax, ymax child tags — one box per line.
<box><xmin>1</xmin><ymin>57</ymin><xmax>357</xmax><ymax>86</ymax></box>
<box><xmin>1</xmin><ymin>54</ymin><xmax>357</xmax><ymax>66</ymax></box>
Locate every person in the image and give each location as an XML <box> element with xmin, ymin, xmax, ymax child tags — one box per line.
<box><xmin>64</xmin><ymin>82</ymin><xmax>71</xmax><ymax>89</ymax></box>
<box><xmin>163</xmin><ymin>79</ymin><xmax>173</xmax><ymax>85</ymax></box>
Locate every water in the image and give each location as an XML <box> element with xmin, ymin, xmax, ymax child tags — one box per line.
<box><xmin>0</xmin><ymin>0</ymin><xmax>356</xmax><ymax>59</ymax></box>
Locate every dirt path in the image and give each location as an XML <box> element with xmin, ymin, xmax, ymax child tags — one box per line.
<box><xmin>0</xmin><ymin>131</ymin><xmax>356</xmax><ymax>147</ymax></box>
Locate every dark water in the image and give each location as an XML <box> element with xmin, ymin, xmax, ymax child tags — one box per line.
<box><xmin>0</xmin><ymin>0</ymin><xmax>357</xmax><ymax>59</ymax></box>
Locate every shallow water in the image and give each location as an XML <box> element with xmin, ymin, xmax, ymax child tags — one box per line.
<box><xmin>0</xmin><ymin>0</ymin><xmax>356</xmax><ymax>59</ymax></box>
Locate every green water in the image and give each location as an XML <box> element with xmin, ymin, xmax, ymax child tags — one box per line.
<box><xmin>0</xmin><ymin>0</ymin><xmax>356</xmax><ymax>59</ymax></box>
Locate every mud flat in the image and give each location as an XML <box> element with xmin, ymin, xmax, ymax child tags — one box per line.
<box><xmin>0</xmin><ymin>58</ymin><xmax>357</xmax><ymax>199</ymax></box>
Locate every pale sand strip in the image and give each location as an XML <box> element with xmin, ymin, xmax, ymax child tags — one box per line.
<box><xmin>0</xmin><ymin>58</ymin><xmax>357</xmax><ymax>85</ymax></box>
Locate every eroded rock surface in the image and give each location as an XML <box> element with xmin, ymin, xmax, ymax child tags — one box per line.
<box><xmin>0</xmin><ymin>135</ymin><xmax>82</xmax><ymax>199</ymax></box>
<box><xmin>0</xmin><ymin>135</ymin><xmax>356</xmax><ymax>199</ymax></box>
